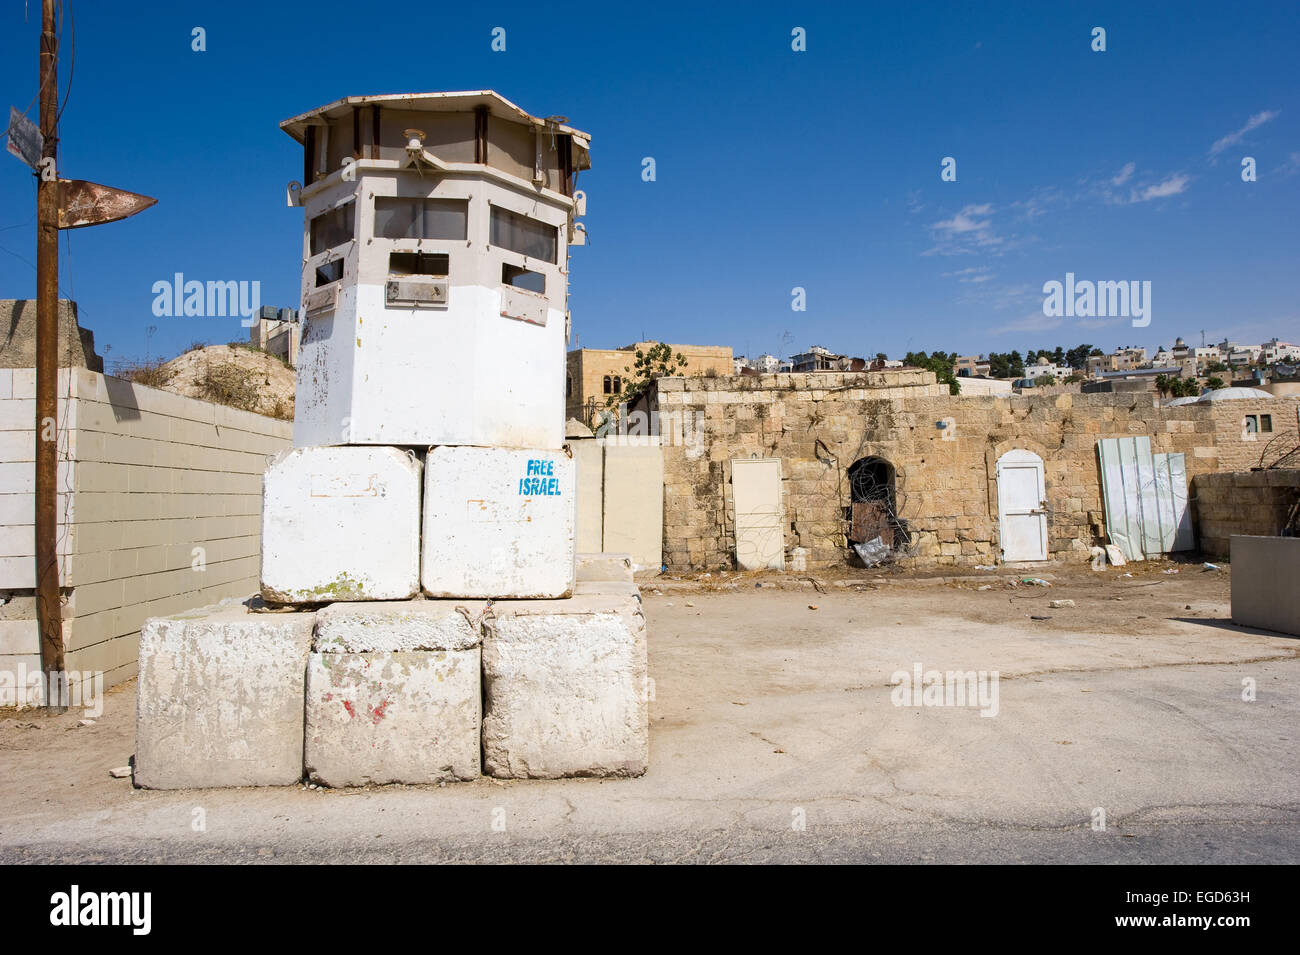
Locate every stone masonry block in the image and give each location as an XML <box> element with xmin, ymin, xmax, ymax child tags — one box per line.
<box><xmin>305</xmin><ymin>600</ymin><xmax>482</xmax><ymax>786</ymax></box>
<box><xmin>135</xmin><ymin>599</ymin><xmax>315</xmax><ymax>789</ymax></box>
<box><xmin>575</xmin><ymin>552</ymin><xmax>635</xmax><ymax>582</ymax></box>
<box><xmin>482</xmin><ymin>588</ymin><xmax>648</xmax><ymax>779</ymax></box>
<box><xmin>260</xmin><ymin>446</ymin><xmax>421</xmax><ymax>603</ymax></box>
<box><xmin>422</xmin><ymin>446</ymin><xmax>575</xmax><ymax>598</ymax></box>
<box><xmin>304</xmin><ymin>649</ymin><xmax>480</xmax><ymax>787</ymax></box>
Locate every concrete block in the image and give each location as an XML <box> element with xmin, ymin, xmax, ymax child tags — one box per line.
<box><xmin>261</xmin><ymin>446</ymin><xmax>421</xmax><ymax>602</ymax></box>
<box><xmin>575</xmin><ymin>552</ymin><xmax>634</xmax><ymax>582</ymax></box>
<box><xmin>1231</xmin><ymin>536</ymin><xmax>1300</xmax><ymax>636</ymax></box>
<box><xmin>601</xmin><ymin>445</ymin><xmax>663</xmax><ymax>569</ymax></box>
<box><xmin>304</xmin><ymin>649</ymin><xmax>481</xmax><ymax>787</ymax></box>
<box><xmin>314</xmin><ymin>600</ymin><xmax>482</xmax><ymax>653</ymax></box>
<box><xmin>481</xmin><ymin>590</ymin><xmax>648</xmax><ymax>778</ymax></box>
<box><xmin>421</xmin><ymin>446</ymin><xmax>575</xmax><ymax>599</ymax></box>
<box><xmin>135</xmin><ymin>599</ymin><xmax>315</xmax><ymax>789</ymax></box>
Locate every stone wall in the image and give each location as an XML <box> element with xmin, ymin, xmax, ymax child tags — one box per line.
<box><xmin>1192</xmin><ymin>469</ymin><xmax>1300</xmax><ymax>558</ymax></box>
<box><xmin>656</xmin><ymin>371</ymin><xmax>1300</xmax><ymax>571</ymax></box>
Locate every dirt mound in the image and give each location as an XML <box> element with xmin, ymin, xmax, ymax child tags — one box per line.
<box><xmin>141</xmin><ymin>344</ymin><xmax>295</xmax><ymax>420</ymax></box>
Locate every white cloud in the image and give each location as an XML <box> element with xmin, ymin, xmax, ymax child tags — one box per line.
<box><xmin>1128</xmin><ymin>173</ymin><xmax>1191</xmax><ymax>202</ymax></box>
<box><xmin>926</xmin><ymin>203</ymin><xmax>1001</xmax><ymax>254</ymax></box>
<box><xmin>1111</xmin><ymin>162</ymin><xmax>1135</xmax><ymax>186</ymax></box>
<box><xmin>944</xmin><ymin>266</ymin><xmax>993</xmax><ymax>283</ymax></box>
<box><xmin>1275</xmin><ymin>152</ymin><xmax>1300</xmax><ymax>177</ymax></box>
<box><xmin>1209</xmin><ymin>110</ymin><xmax>1280</xmax><ymax>156</ymax></box>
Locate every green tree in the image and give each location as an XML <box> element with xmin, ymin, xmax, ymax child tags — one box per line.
<box><xmin>607</xmin><ymin>342</ymin><xmax>687</xmax><ymax>408</ymax></box>
<box><xmin>1066</xmin><ymin>344</ymin><xmax>1094</xmax><ymax>369</ymax></box>
<box><xmin>1206</xmin><ymin>376</ymin><xmax>1225</xmax><ymax>390</ymax></box>
<box><xmin>904</xmin><ymin>350</ymin><xmax>961</xmax><ymax>395</ymax></box>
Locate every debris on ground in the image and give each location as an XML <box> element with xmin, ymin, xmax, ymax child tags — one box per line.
<box><xmin>808</xmin><ymin>604</ymin><xmax>819</xmax><ymax>611</ymax></box>
<box><xmin>1203</xmin><ymin>563</ymin><xmax>1220</xmax><ymax>571</ymax></box>
<box><xmin>1022</xmin><ymin>577</ymin><xmax>1052</xmax><ymax>587</ymax></box>
<box><xmin>1049</xmin><ymin>599</ymin><xmax>1075</xmax><ymax>608</ymax></box>
<box><xmin>852</xmin><ymin>537</ymin><xmax>890</xmax><ymax>568</ymax></box>
<box><xmin>1030</xmin><ymin>615</ymin><xmax>1052</xmax><ymax>620</ymax></box>
<box><xmin>1105</xmin><ymin>545</ymin><xmax>1127</xmax><ymax>566</ymax></box>
<box><xmin>108</xmin><ymin>767</ymin><xmax>132</xmax><ymax>778</ymax></box>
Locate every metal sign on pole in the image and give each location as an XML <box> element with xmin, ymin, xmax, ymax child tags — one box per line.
<box><xmin>5</xmin><ymin>105</ymin><xmax>42</xmax><ymax>169</ymax></box>
<box><xmin>35</xmin><ymin>0</ymin><xmax>63</xmax><ymax>712</ymax></box>
<box><xmin>57</xmin><ymin>179</ymin><xmax>157</xmax><ymax>229</ymax></box>
<box><xmin>31</xmin><ymin>1</ymin><xmax>156</xmax><ymax>712</ymax></box>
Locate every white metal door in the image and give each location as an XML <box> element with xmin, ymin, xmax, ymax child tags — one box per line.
<box><xmin>731</xmin><ymin>458</ymin><xmax>784</xmax><ymax>570</ymax></box>
<box><xmin>997</xmin><ymin>449</ymin><xmax>1048</xmax><ymax>561</ymax></box>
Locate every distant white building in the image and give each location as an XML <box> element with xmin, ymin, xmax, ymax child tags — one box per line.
<box><xmin>1024</xmin><ymin>357</ymin><xmax>1073</xmax><ymax>381</ymax></box>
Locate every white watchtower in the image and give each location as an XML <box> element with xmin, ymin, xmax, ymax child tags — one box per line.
<box><xmin>280</xmin><ymin>91</ymin><xmax>590</xmax><ymax>449</ymax></box>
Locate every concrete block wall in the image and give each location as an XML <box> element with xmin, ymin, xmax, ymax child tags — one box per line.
<box><xmin>1192</xmin><ymin>469</ymin><xmax>1300</xmax><ymax>558</ymax></box>
<box><xmin>0</xmin><ymin>367</ymin><xmax>291</xmax><ymax>702</ymax></box>
<box><xmin>571</xmin><ymin>436</ymin><xmax>664</xmax><ymax>571</ymax></box>
<box><xmin>656</xmin><ymin>371</ymin><xmax>1300</xmax><ymax>571</ymax></box>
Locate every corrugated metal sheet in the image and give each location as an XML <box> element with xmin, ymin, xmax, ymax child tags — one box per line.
<box><xmin>1098</xmin><ymin>437</ymin><xmax>1193</xmax><ymax>560</ymax></box>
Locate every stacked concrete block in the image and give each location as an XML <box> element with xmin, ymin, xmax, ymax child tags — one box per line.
<box><xmin>421</xmin><ymin>446</ymin><xmax>576</xmax><ymax>599</ymax></box>
<box><xmin>481</xmin><ymin>586</ymin><xmax>649</xmax><ymax>779</ymax></box>
<box><xmin>575</xmin><ymin>552</ymin><xmax>634</xmax><ymax>582</ymax></box>
<box><xmin>135</xmin><ymin>599</ymin><xmax>315</xmax><ymax>789</ymax></box>
<box><xmin>260</xmin><ymin>446</ymin><xmax>421</xmax><ymax>602</ymax></box>
<box><xmin>305</xmin><ymin>601</ymin><xmax>483</xmax><ymax>786</ymax></box>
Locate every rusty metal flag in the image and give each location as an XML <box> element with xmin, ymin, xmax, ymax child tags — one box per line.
<box><xmin>57</xmin><ymin>178</ymin><xmax>157</xmax><ymax>229</ymax></box>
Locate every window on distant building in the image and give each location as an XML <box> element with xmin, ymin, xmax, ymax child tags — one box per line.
<box><xmin>612</xmin><ymin>376</ymin><xmax>622</xmax><ymax>393</ymax></box>
<box><xmin>603</xmin><ymin>375</ymin><xmax>612</xmax><ymax>394</ymax></box>
<box><xmin>566</xmin><ymin>376</ymin><xmax>572</xmax><ymax>398</ymax></box>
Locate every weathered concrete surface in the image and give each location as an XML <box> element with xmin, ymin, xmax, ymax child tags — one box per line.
<box><xmin>304</xmin><ymin>649</ymin><xmax>481</xmax><ymax>787</ymax></box>
<box><xmin>482</xmin><ymin>589</ymin><xmax>648</xmax><ymax>778</ymax></box>
<box><xmin>576</xmin><ymin>552</ymin><xmax>634</xmax><ymax>583</ymax></box>
<box><xmin>9</xmin><ymin>566</ymin><xmax>1299</xmax><ymax>863</ymax></box>
<box><xmin>314</xmin><ymin>600</ymin><xmax>484</xmax><ymax>653</ymax></box>
<box><xmin>260</xmin><ymin>446</ymin><xmax>421</xmax><ymax>603</ymax></box>
<box><xmin>421</xmin><ymin>445</ymin><xmax>575</xmax><ymax>599</ymax></box>
<box><xmin>307</xmin><ymin>600</ymin><xmax>483</xmax><ymax>786</ymax></box>
<box><xmin>135</xmin><ymin>599</ymin><xmax>315</xmax><ymax>789</ymax></box>
<box><xmin>1231</xmin><ymin>535</ymin><xmax>1300</xmax><ymax>635</ymax></box>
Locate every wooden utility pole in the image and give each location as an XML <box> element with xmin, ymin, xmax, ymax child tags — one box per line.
<box><xmin>35</xmin><ymin>0</ymin><xmax>64</xmax><ymax>712</ymax></box>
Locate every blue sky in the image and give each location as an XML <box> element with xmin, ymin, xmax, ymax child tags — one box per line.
<box><xmin>1</xmin><ymin>0</ymin><xmax>1297</xmax><ymax>367</ymax></box>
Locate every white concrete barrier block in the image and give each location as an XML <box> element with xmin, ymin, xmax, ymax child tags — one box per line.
<box><xmin>261</xmin><ymin>446</ymin><xmax>421</xmax><ymax>602</ymax></box>
<box><xmin>304</xmin><ymin>649</ymin><xmax>481</xmax><ymax>787</ymax></box>
<box><xmin>575</xmin><ymin>552</ymin><xmax>634</xmax><ymax>583</ymax></box>
<box><xmin>482</xmin><ymin>591</ymin><xmax>648</xmax><ymax>778</ymax></box>
<box><xmin>135</xmin><ymin>599</ymin><xmax>315</xmax><ymax>789</ymax></box>
<box><xmin>421</xmin><ymin>446</ymin><xmax>575</xmax><ymax>599</ymax></box>
<box><xmin>314</xmin><ymin>600</ymin><xmax>484</xmax><ymax>653</ymax></box>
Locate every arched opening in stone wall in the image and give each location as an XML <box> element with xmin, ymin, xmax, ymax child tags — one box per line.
<box><xmin>846</xmin><ymin>455</ymin><xmax>908</xmax><ymax>564</ymax></box>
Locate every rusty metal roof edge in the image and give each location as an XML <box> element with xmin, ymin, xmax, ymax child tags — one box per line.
<box><xmin>278</xmin><ymin>90</ymin><xmax>591</xmax><ymax>145</ymax></box>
